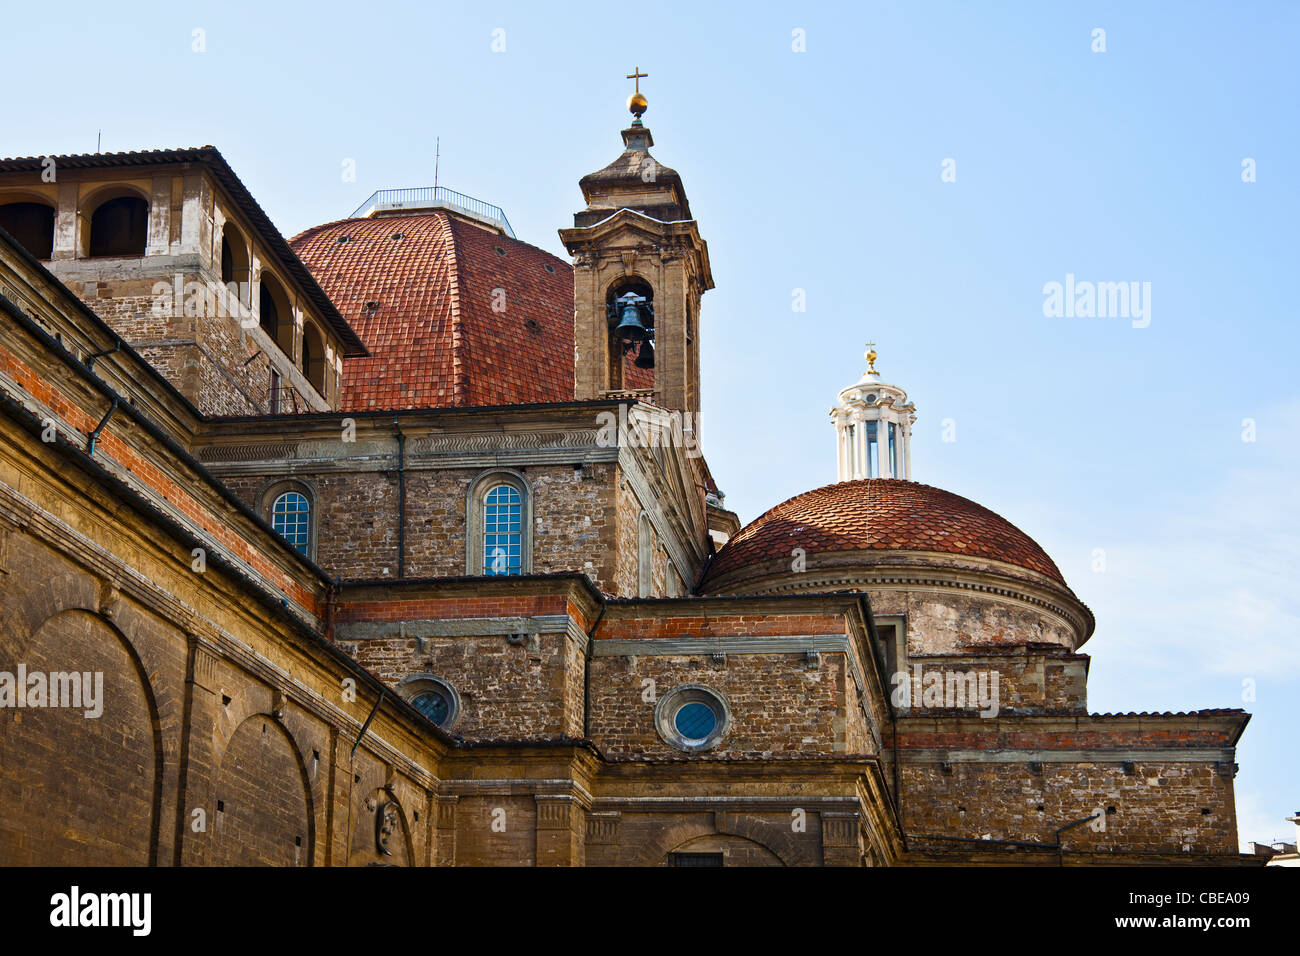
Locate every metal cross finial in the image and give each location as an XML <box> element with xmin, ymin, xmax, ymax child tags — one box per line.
<box><xmin>626</xmin><ymin>67</ymin><xmax>648</xmax><ymax>94</ymax></box>
<box><xmin>865</xmin><ymin>341</ymin><xmax>878</xmax><ymax>374</ymax></box>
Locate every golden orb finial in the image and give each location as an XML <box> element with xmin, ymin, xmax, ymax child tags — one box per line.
<box><xmin>865</xmin><ymin>341</ymin><xmax>878</xmax><ymax>375</ymax></box>
<box><xmin>626</xmin><ymin>67</ymin><xmax>648</xmax><ymax>122</ymax></box>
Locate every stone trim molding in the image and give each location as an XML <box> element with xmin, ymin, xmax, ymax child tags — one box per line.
<box><xmin>590</xmin><ymin>795</ymin><xmax>862</xmax><ymax>812</ymax></box>
<box><xmin>593</xmin><ymin>633</ymin><xmax>855</xmax><ymax>657</ymax></box>
<box><xmin>892</xmin><ymin>748</ymin><xmax>1237</xmax><ymax>764</ymax></box>
<box><xmin>198</xmin><ymin>428</ymin><xmax>618</xmax><ymax>475</ymax></box>
<box><xmin>707</xmin><ymin>562</ymin><xmax>1091</xmax><ymax>641</ymax></box>
<box><xmin>437</xmin><ymin>778</ymin><xmax>594</xmax><ymax>808</ymax></box>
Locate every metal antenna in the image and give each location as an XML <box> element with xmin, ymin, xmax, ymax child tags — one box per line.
<box><xmin>434</xmin><ymin>137</ymin><xmax>440</xmax><ymax>190</ymax></box>
<box><xmin>97</xmin><ymin>130</ymin><xmax>102</xmax><ymax>153</ymax></box>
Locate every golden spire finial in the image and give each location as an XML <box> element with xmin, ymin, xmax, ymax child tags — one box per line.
<box><xmin>626</xmin><ymin>67</ymin><xmax>648</xmax><ymax>122</ymax></box>
<box><xmin>865</xmin><ymin>341</ymin><xmax>878</xmax><ymax>375</ymax></box>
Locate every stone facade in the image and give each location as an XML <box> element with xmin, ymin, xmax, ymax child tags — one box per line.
<box><xmin>0</xmin><ymin>122</ymin><xmax>1256</xmax><ymax>867</ymax></box>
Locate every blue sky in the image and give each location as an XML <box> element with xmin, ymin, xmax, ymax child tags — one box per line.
<box><xmin>6</xmin><ymin>0</ymin><xmax>1297</xmax><ymax>849</ymax></box>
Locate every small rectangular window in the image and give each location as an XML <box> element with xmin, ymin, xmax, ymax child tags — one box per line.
<box><xmin>668</xmin><ymin>852</ymin><xmax>723</xmax><ymax>867</ymax></box>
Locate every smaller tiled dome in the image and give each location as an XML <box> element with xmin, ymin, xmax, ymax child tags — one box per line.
<box><xmin>706</xmin><ymin>479</ymin><xmax>1065</xmax><ymax>585</ymax></box>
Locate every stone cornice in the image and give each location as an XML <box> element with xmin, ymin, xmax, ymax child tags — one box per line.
<box><xmin>703</xmin><ymin>553</ymin><xmax>1094</xmax><ymax>644</ymax></box>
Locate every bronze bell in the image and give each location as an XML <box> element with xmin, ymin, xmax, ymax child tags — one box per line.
<box><xmin>611</xmin><ymin>292</ymin><xmax>651</xmax><ymax>341</ymax></box>
<box><xmin>634</xmin><ymin>338</ymin><xmax>655</xmax><ymax>369</ymax></box>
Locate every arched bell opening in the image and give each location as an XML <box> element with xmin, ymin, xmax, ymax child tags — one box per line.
<box><xmin>605</xmin><ymin>277</ymin><xmax>655</xmax><ymax>390</ymax></box>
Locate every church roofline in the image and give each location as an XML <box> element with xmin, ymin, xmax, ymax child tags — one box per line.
<box><xmin>203</xmin><ymin>395</ymin><xmax>670</xmax><ymax>424</ymax></box>
<box><xmin>0</xmin><ymin>146</ymin><xmax>369</xmax><ymax>356</ymax></box>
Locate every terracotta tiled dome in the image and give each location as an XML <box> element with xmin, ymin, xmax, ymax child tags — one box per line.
<box><xmin>294</xmin><ymin>213</ymin><xmax>570</xmax><ymax>411</ymax></box>
<box><xmin>706</xmin><ymin>479</ymin><xmax>1065</xmax><ymax>585</ymax></box>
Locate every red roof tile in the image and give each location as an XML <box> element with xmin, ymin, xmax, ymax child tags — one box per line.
<box><xmin>291</xmin><ymin>212</ymin><xmax>576</xmax><ymax>410</ymax></box>
<box><xmin>706</xmin><ymin>479</ymin><xmax>1067</xmax><ymax>585</ymax></box>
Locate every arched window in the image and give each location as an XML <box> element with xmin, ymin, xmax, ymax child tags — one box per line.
<box><xmin>220</xmin><ymin>221</ymin><xmax>251</xmax><ymax>311</ymax></box>
<box><xmin>466</xmin><ymin>470</ymin><xmax>531</xmax><ymax>575</ymax></box>
<box><xmin>637</xmin><ymin>512</ymin><xmax>654</xmax><ymax>597</ymax></box>
<box><xmin>483</xmin><ymin>484</ymin><xmax>522</xmax><ymax>576</ymax></box>
<box><xmin>259</xmin><ymin>272</ymin><xmax>295</xmax><ymax>356</ymax></box>
<box><xmin>0</xmin><ymin>201</ymin><xmax>55</xmax><ymax>259</ymax></box>
<box><xmin>302</xmin><ymin>322</ymin><xmax>326</xmax><ymax>395</ymax></box>
<box><xmin>259</xmin><ymin>282</ymin><xmax>278</xmax><ymax>338</ymax></box>
<box><xmin>88</xmin><ymin>194</ymin><xmax>148</xmax><ymax>258</ymax></box>
<box><xmin>270</xmin><ymin>490</ymin><xmax>311</xmax><ymax>556</ymax></box>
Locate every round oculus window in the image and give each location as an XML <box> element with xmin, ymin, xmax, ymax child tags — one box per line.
<box><xmin>401</xmin><ymin>676</ymin><xmax>460</xmax><ymax>729</ymax></box>
<box><xmin>655</xmin><ymin>685</ymin><xmax>730</xmax><ymax>752</ymax></box>
<box><xmin>411</xmin><ymin>690</ymin><xmax>451</xmax><ymax>725</ymax></box>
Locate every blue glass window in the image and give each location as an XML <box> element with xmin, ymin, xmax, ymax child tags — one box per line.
<box><xmin>411</xmin><ymin>690</ymin><xmax>451</xmax><ymax>726</ymax></box>
<box><xmin>674</xmin><ymin>701</ymin><xmax>717</xmax><ymax>742</ymax></box>
<box><xmin>272</xmin><ymin>491</ymin><xmax>310</xmax><ymax>555</ymax></box>
<box><xmin>866</xmin><ymin>421</ymin><xmax>878</xmax><ymax>478</ymax></box>
<box><xmin>483</xmin><ymin>484</ymin><xmax>522</xmax><ymax>575</ymax></box>
<box><xmin>888</xmin><ymin>422</ymin><xmax>897</xmax><ymax>477</ymax></box>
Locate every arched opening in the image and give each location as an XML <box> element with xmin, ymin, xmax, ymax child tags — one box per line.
<box><xmin>664</xmin><ymin>833</ymin><xmax>784</xmax><ymax>867</ymax></box>
<box><xmin>259</xmin><ymin>272</ymin><xmax>295</xmax><ymax>356</ymax></box>
<box><xmin>0</xmin><ymin>609</ymin><xmax>161</xmax><ymax>865</ymax></box>
<box><xmin>0</xmin><ymin>200</ymin><xmax>55</xmax><ymax>259</ymax></box>
<box><xmin>86</xmin><ymin>192</ymin><xmax>148</xmax><ymax>258</ymax></box>
<box><xmin>211</xmin><ymin>715</ymin><xmax>313</xmax><ymax>866</ymax></box>
<box><xmin>220</xmin><ymin>221</ymin><xmax>251</xmax><ymax>311</ymax></box>
<box><xmin>606</xmin><ymin>277</ymin><xmax>655</xmax><ymax>390</ymax></box>
<box><xmin>301</xmin><ymin>322</ymin><xmax>326</xmax><ymax>396</ymax></box>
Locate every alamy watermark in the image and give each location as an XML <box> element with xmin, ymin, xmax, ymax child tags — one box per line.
<box><xmin>596</xmin><ymin>406</ymin><xmax>701</xmax><ymax>458</ymax></box>
<box><xmin>0</xmin><ymin>665</ymin><xmax>104</xmax><ymax>718</ymax></box>
<box><xmin>1042</xmin><ymin>274</ymin><xmax>1151</xmax><ymax>328</ymax></box>
<box><xmin>150</xmin><ymin>276</ymin><xmax>255</xmax><ymax>326</ymax></box>
<box><xmin>891</xmin><ymin>664</ymin><xmax>1000</xmax><ymax>717</ymax></box>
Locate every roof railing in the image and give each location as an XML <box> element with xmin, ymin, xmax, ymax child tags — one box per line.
<box><xmin>349</xmin><ymin>186</ymin><xmax>515</xmax><ymax>238</ymax></box>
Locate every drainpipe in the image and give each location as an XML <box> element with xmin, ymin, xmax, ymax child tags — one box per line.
<box><xmin>86</xmin><ymin>398</ymin><xmax>119</xmax><ymax>456</ymax></box>
<box><xmin>582</xmin><ymin>602</ymin><xmax>607</xmax><ymax>740</ymax></box>
<box><xmin>344</xmin><ymin>689</ymin><xmax>386</xmax><ymax>864</ymax></box>
<box><xmin>1054</xmin><ymin>811</ymin><xmax>1102</xmax><ymax>867</ymax></box>
<box><xmin>85</xmin><ymin>339</ymin><xmax>120</xmax><ymax>373</ymax></box>
<box><xmin>323</xmin><ymin>580</ymin><xmax>340</xmax><ymax>644</ymax></box>
<box><xmin>394</xmin><ymin>417</ymin><xmax>406</xmax><ymax>579</ymax></box>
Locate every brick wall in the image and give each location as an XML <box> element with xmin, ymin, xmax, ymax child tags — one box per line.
<box><xmin>210</xmin><ymin>715</ymin><xmax>312</xmax><ymax>866</ymax></box>
<box><xmin>588</xmin><ymin>651</ymin><xmax>858</xmax><ymax>758</ymax></box>
<box><xmin>0</xmin><ymin>605</ymin><xmax>159</xmax><ymax>865</ymax></box>
<box><xmin>900</xmin><ymin>760</ymin><xmax>1239</xmax><ymax>854</ymax></box>
<box><xmin>227</xmin><ymin>463</ymin><xmax>624</xmax><ymax>590</ymax></box>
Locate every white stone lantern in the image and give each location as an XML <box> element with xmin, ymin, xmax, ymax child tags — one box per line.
<box><xmin>830</xmin><ymin>343</ymin><xmax>916</xmax><ymax>481</ymax></box>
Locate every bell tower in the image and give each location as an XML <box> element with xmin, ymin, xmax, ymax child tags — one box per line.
<box><xmin>559</xmin><ymin>70</ymin><xmax>714</xmax><ymax>422</ymax></box>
